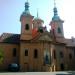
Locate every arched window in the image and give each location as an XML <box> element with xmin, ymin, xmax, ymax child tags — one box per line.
<box><xmin>69</xmin><ymin>53</ymin><xmax>72</xmax><ymax>59</ymax></box>
<box><xmin>58</xmin><ymin>27</ymin><xmax>61</xmax><ymax>33</ymax></box>
<box><xmin>13</xmin><ymin>48</ymin><xmax>16</xmax><ymax>57</ymax></box>
<box><xmin>53</xmin><ymin>50</ymin><xmax>56</xmax><ymax>59</ymax></box>
<box><xmin>34</xmin><ymin>49</ymin><xmax>38</xmax><ymax>58</ymax></box>
<box><xmin>25</xmin><ymin>24</ymin><xmax>29</xmax><ymax>30</ymax></box>
<box><xmin>25</xmin><ymin>49</ymin><xmax>28</xmax><ymax>56</ymax></box>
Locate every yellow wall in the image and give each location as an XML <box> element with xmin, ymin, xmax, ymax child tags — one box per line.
<box><xmin>0</xmin><ymin>42</ymin><xmax>75</xmax><ymax>71</ymax></box>
<box><xmin>20</xmin><ymin>42</ymin><xmax>52</xmax><ymax>71</ymax></box>
<box><xmin>0</xmin><ymin>43</ymin><xmax>19</xmax><ymax>71</ymax></box>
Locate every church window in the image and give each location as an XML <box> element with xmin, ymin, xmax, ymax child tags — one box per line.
<box><xmin>69</xmin><ymin>53</ymin><xmax>72</xmax><ymax>59</ymax></box>
<box><xmin>25</xmin><ymin>49</ymin><xmax>28</xmax><ymax>56</ymax></box>
<box><xmin>58</xmin><ymin>27</ymin><xmax>61</xmax><ymax>33</ymax></box>
<box><xmin>34</xmin><ymin>49</ymin><xmax>38</xmax><ymax>58</ymax></box>
<box><xmin>53</xmin><ymin>50</ymin><xmax>56</xmax><ymax>59</ymax></box>
<box><xmin>13</xmin><ymin>48</ymin><xmax>16</xmax><ymax>57</ymax></box>
<box><xmin>25</xmin><ymin>24</ymin><xmax>29</xmax><ymax>30</ymax></box>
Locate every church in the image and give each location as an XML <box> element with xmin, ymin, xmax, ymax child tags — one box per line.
<box><xmin>0</xmin><ymin>1</ymin><xmax>75</xmax><ymax>72</ymax></box>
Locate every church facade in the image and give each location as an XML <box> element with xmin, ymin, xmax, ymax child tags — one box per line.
<box><xmin>0</xmin><ymin>1</ymin><xmax>75</xmax><ymax>72</ymax></box>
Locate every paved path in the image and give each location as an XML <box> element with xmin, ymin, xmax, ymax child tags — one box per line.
<box><xmin>0</xmin><ymin>72</ymin><xmax>73</xmax><ymax>75</ymax></box>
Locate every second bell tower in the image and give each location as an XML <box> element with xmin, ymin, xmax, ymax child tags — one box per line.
<box><xmin>50</xmin><ymin>0</ymin><xmax>64</xmax><ymax>38</ymax></box>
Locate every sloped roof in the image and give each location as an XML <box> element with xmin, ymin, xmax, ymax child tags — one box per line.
<box><xmin>55</xmin><ymin>37</ymin><xmax>66</xmax><ymax>44</ymax></box>
<box><xmin>0</xmin><ymin>33</ymin><xmax>20</xmax><ymax>44</ymax></box>
<box><xmin>55</xmin><ymin>37</ymin><xmax>75</xmax><ymax>47</ymax></box>
<box><xmin>31</xmin><ymin>31</ymin><xmax>73</xmax><ymax>46</ymax></box>
<box><xmin>65</xmin><ymin>38</ymin><xmax>75</xmax><ymax>47</ymax></box>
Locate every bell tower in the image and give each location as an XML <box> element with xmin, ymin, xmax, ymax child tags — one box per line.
<box><xmin>50</xmin><ymin>0</ymin><xmax>64</xmax><ymax>38</ymax></box>
<box><xmin>20</xmin><ymin>1</ymin><xmax>34</xmax><ymax>40</ymax></box>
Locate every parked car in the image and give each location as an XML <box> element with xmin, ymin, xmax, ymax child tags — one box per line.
<box><xmin>8</xmin><ymin>63</ymin><xmax>20</xmax><ymax>72</ymax></box>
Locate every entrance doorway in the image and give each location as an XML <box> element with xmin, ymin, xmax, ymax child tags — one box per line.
<box><xmin>24</xmin><ymin>63</ymin><xmax>29</xmax><ymax>71</ymax></box>
<box><xmin>60</xmin><ymin>63</ymin><xmax>64</xmax><ymax>71</ymax></box>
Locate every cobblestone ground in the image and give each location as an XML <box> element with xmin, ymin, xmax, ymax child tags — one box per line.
<box><xmin>0</xmin><ymin>72</ymin><xmax>74</xmax><ymax>75</ymax></box>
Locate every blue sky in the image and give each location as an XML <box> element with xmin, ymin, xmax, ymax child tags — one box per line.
<box><xmin>0</xmin><ymin>0</ymin><xmax>75</xmax><ymax>38</ymax></box>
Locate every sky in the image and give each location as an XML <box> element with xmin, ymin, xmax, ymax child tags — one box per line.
<box><xmin>0</xmin><ymin>0</ymin><xmax>75</xmax><ymax>38</ymax></box>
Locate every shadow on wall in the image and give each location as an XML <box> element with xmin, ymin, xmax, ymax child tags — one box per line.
<box><xmin>56</xmin><ymin>74</ymin><xmax>72</xmax><ymax>75</ymax></box>
<box><xmin>55</xmin><ymin>71</ymin><xmax>74</xmax><ymax>75</ymax></box>
<box><xmin>67</xmin><ymin>71</ymin><xmax>75</xmax><ymax>75</ymax></box>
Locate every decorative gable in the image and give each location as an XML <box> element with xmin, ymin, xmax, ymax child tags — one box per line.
<box><xmin>38</xmin><ymin>34</ymin><xmax>52</xmax><ymax>42</ymax></box>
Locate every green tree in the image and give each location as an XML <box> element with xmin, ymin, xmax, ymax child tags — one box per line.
<box><xmin>0</xmin><ymin>48</ymin><xmax>4</xmax><ymax>64</ymax></box>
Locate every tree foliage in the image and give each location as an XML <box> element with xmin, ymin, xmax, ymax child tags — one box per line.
<box><xmin>0</xmin><ymin>48</ymin><xmax>4</xmax><ymax>64</ymax></box>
